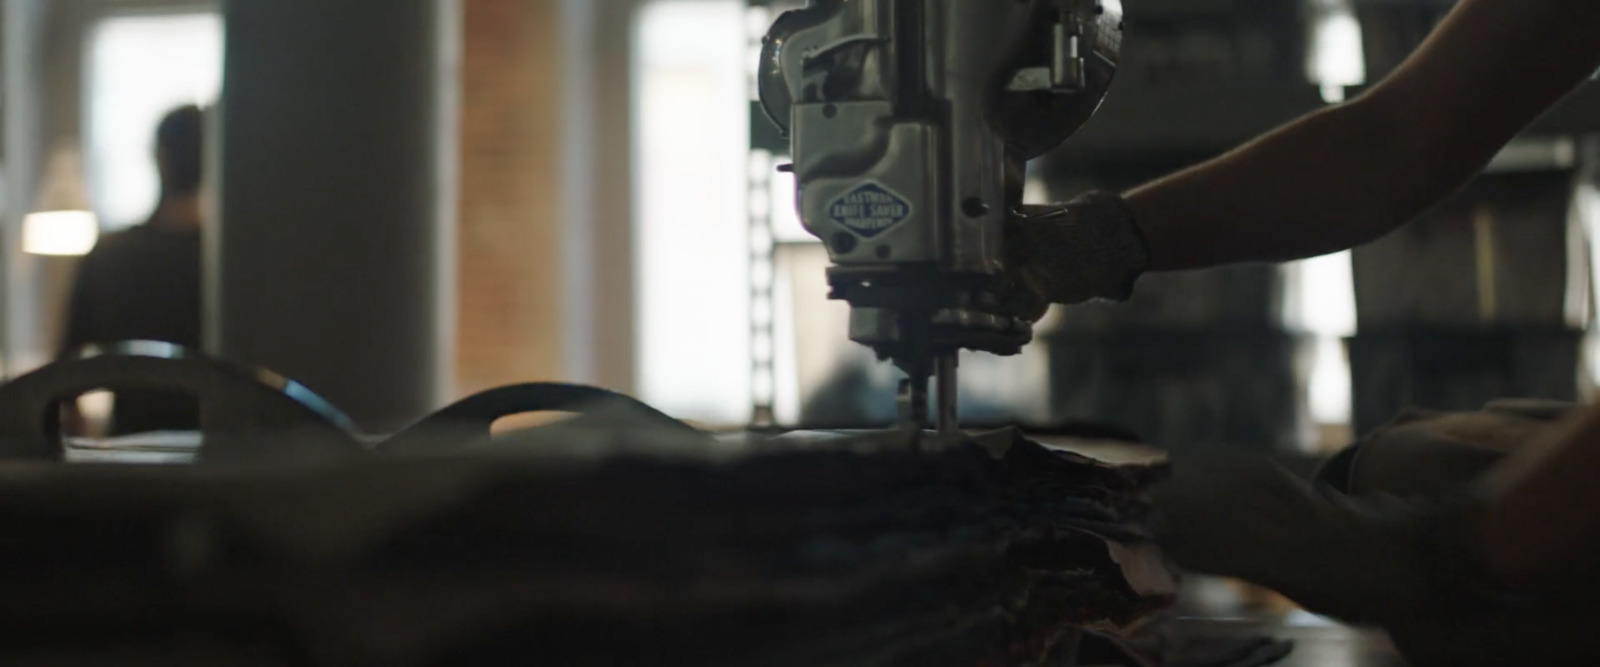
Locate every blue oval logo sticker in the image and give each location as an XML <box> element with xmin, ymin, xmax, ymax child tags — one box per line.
<box><xmin>828</xmin><ymin>182</ymin><xmax>912</xmax><ymax>238</ymax></box>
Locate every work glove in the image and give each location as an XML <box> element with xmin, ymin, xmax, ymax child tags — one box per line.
<box><xmin>1150</xmin><ymin>452</ymin><xmax>1499</xmax><ymax>626</ymax></box>
<box><xmin>999</xmin><ymin>191</ymin><xmax>1150</xmax><ymax>320</ymax></box>
<box><xmin>1317</xmin><ymin>400</ymin><xmax>1579</xmax><ymax>499</ymax></box>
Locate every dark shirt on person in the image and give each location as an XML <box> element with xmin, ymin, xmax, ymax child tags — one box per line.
<box><xmin>60</xmin><ymin>223</ymin><xmax>201</xmax><ymax>434</ymax></box>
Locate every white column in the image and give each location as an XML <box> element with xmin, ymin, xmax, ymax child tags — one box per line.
<box><xmin>211</xmin><ymin>0</ymin><xmax>459</xmax><ymax>432</ymax></box>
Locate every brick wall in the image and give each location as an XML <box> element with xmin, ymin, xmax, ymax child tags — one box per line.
<box><xmin>455</xmin><ymin>0</ymin><xmax>565</xmax><ymax>397</ymax></box>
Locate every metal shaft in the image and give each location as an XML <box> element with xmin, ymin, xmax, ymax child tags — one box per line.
<box><xmin>935</xmin><ymin>353</ymin><xmax>959</xmax><ymax>435</ymax></box>
<box><xmin>898</xmin><ymin>375</ymin><xmax>930</xmax><ymax>430</ymax></box>
<box><xmin>896</xmin><ymin>315</ymin><xmax>936</xmax><ymax>432</ymax></box>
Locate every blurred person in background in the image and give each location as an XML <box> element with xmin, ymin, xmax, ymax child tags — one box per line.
<box><xmin>59</xmin><ymin>105</ymin><xmax>205</xmax><ymax>435</ymax></box>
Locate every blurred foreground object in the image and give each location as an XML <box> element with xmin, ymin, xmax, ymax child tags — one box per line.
<box><xmin>0</xmin><ymin>344</ymin><xmax>1175</xmax><ymax>665</ymax></box>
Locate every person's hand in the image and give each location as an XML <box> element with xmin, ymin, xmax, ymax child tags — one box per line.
<box><xmin>1329</xmin><ymin>404</ymin><xmax>1575</xmax><ymax>501</ymax></box>
<box><xmin>996</xmin><ymin>192</ymin><xmax>1150</xmax><ymax>321</ymax></box>
<box><xmin>1150</xmin><ymin>451</ymin><xmax>1478</xmax><ymax>625</ymax></box>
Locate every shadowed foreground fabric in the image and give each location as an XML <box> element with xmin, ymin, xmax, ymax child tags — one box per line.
<box><xmin>1167</xmin><ymin>400</ymin><xmax>1600</xmax><ymax>666</ymax></box>
<box><xmin>0</xmin><ymin>422</ymin><xmax>1176</xmax><ymax>665</ymax></box>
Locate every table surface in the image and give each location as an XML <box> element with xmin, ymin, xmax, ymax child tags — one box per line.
<box><xmin>1163</xmin><ymin>616</ymin><xmax>1408</xmax><ymax>667</ymax></box>
<box><xmin>1164</xmin><ymin>576</ymin><xmax>1410</xmax><ymax>667</ymax></box>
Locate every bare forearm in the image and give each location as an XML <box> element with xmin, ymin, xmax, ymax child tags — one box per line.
<box><xmin>1125</xmin><ymin>0</ymin><xmax>1600</xmax><ymax>273</ymax></box>
<box><xmin>1126</xmin><ymin>99</ymin><xmax>1444</xmax><ymax>271</ymax></box>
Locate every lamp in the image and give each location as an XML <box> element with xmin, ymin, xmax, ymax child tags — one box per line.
<box><xmin>23</xmin><ymin>142</ymin><xmax>99</xmax><ymax>257</ymax></box>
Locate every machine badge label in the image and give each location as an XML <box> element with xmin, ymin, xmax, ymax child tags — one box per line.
<box><xmin>828</xmin><ymin>183</ymin><xmax>912</xmax><ymax>238</ymax></box>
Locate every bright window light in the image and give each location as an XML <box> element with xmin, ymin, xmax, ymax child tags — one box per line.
<box><xmin>1308</xmin><ymin>336</ymin><xmax>1353</xmax><ymax>426</ymax></box>
<box><xmin>23</xmin><ymin>211</ymin><xmax>101</xmax><ymax>256</ymax></box>
<box><xmin>1289</xmin><ymin>250</ymin><xmax>1357</xmax><ymax>429</ymax></box>
<box><xmin>1307</xmin><ymin>0</ymin><xmax>1366</xmax><ymax>104</ymax></box>
<box><xmin>634</xmin><ymin>0</ymin><xmax>750</xmax><ymax>425</ymax></box>
<box><xmin>1578</xmin><ymin>184</ymin><xmax>1600</xmax><ymax>392</ymax></box>
<box><xmin>1296</xmin><ymin>251</ymin><xmax>1357</xmax><ymax>337</ymax></box>
<box><xmin>768</xmin><ymin>168</ymin><xmax>813</xmax><ymax>243</ymax></box>
<box><xmin>86</xmin><ymin>13</ymin><xmax>223</xmax><ymax>230</ymax></box>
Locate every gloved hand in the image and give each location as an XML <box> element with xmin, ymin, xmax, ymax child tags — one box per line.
<box><xmin>998</xmin><ymin>191</ymin><xmax>1150</xmax><ymax>320</ymax></box>
<box><xmin>1317</xmin><ymin>400</ymin><xmax>1579</xmax><ymax>500</ymax></box>
<box><xmin>1150</xmin><ymin>452</ymin><xmax>1495</xmax><ymax>625</ymax></box>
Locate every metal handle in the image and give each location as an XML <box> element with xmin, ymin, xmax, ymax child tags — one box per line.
<box><xmin>379</xmin><ymin>383</ymin><xmax>699</xmax><ymax>455</ymax></box>
<box><xmin>0</xmin><ymin>342</ymin><xmax>364</xmax><ymax>463</ymax></box>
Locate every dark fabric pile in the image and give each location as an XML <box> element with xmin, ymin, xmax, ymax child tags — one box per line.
<box><xmin>0</xmin><ymin>351</ymin><xmax>1180</xmax><ymax>665</ymax></box>
<box><xmin>0</xmin><ymin>426</ymin><xmax>1173</xmax><ymax>666</ymax></box>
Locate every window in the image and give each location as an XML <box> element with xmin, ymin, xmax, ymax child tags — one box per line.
<box><xmin>1306</xmin><ymin>0</ymin><xmax>1366</xmax><ymax>104</ymax></box>
<box><xmin>86</xmin><ymin>12</ymin><xmax>223</xmax><ymax>230</ymax></box>
<box><xmin>633</xmin><ymin>0</ymin><xmax>750</xmax><ymax>424</ymax></box>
